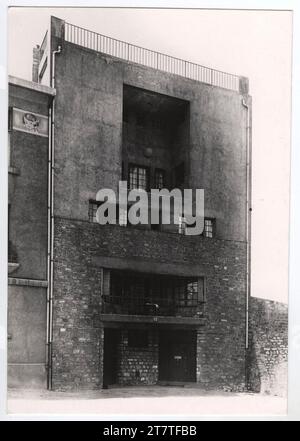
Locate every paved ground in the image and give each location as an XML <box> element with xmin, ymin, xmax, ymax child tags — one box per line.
<box><xmin>7</xmin><ymin>386</ymin><xmax>287</xmax><ymax>417</ymax></box>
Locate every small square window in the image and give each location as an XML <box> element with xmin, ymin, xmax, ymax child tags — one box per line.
<box><xmin>129</xmin><ymin>164</ymin><xmax>149</xmax><ymax>191</ymax></box>
<box><xmin>88</xmin><ymin>201</ymin><xmax>99</xmax><ymax>223</ymax></box>
<box><xmin>178</xmin><ymin>216</ymin><xmax>187</xmax><ymax>235</ymax></box>
<box><xmin>204</xmin><ymin>218</ymin><xmax>215</xmax><ymax>238</ymax></box>
<box><xmin>128</xmin><ymin>329</ymin><xmax>148</xmax><ymax>348</ymax></box>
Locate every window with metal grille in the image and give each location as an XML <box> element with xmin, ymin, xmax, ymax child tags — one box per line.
<box><xmin>178</xmin><ymin>216</ymin><xmax>187</xmax><ymax>235</ymax></box>
<box><xmin>154</xmin><ymin>168</ymin><xmax>166</xmax><ymax>190</ymax></box>
<box><xmin>204</xmin><ymin>218</ymin><xmax>215</xmax><ymax>238</ymax></box>
<box><xmin>129</xmin><ymin>164</ymin><xmax>149</xmax><ymax>191</ymax></box>
<box><xmin>89</xmin><ymin>200</ymin><xmax>129</xmax><ymax>227</ymax></box>
<box><xmin>88</xmin><ymin>201</ymin><xmax>99</xmax><ymax>223</ymax></box>
<box><xmin>110</xmin><ymin>271</ymin><xmax>204</xmax><ymax>308</ymax></box>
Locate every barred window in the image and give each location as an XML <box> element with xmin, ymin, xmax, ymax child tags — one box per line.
<box><xmin>89</xmin><ymin>201</ymin><xmax>129</xmax><ymax>227</ymax></box>
<box><xmin>178</xmin><ymin>216</ymin><xmax>187</xmax><ymax>235</ymax></box>
<box><xmin>88</xmin><ymin>201</ymin><xmax>99</xmax><ymax>223</ymax></box>
<box><xmin>110</xmin><ymin>271</ymin><xmax>204</xmax><ymax>308</ymax></box>
<box><xmin>204</xmin><ymin>218</ymin><xmax>214</xmax><ymax>238</ymax></box>
<box><xmin>129</xmin><ymin>164</ymin><xmax>149</xmax><ymax>191</ymax></box>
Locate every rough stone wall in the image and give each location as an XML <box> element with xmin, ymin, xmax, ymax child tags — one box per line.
<box><xmin>52</xmin><ymin>218</ymin><xmax>247</xmax><ymax>391</ymax></box>
<box><xmin>117</xmin><ymin>329</ymin><xmax>159</xmax><ymax>385</ymax></box>
<box><xmin>247</xmin><ymin>297</ymin><xmax>288</xmax><ymax>396</ymax></box>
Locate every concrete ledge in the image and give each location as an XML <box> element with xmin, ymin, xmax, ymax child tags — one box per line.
<box><xmin>100</xmin><ymin>313</ymin><xmax>204</xmax><ymax>326</ymax></box>
<box><xmin>9</xmin><ymin>75</ymin><xmax>56</xmax><ymax>96</ymax></box>
<box><xmin>8</xmin><ymin>277</ymin><xmax>48</xmax><ymax>288</ymax></box>
<box><xmin>93</xmin><ymin>255</ymin><xmax>204</xmax><ymax>277</ymax></box>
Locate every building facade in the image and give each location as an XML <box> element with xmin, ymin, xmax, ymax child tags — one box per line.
<box><xmin>7</xmin><ymin>16</ymin><xmax>287</xmax><ymax>394</ymax></box>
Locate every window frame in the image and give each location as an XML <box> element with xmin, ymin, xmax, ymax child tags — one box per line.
<box><xmin>203</xmin><ymin>217</ymin><xmax>215</xmax><ymax>238</ymax></box>
<box><xmin>128</xmin><ymin>163</ymin><xmax>150</xmax><ymax>192</ymax></box>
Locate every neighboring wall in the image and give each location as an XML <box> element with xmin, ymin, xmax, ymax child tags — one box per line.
<box><xmin>247</xmin><ymin>297</ymin><xmax>288</xmax><ymax>397</ymax></box>
<box><xmin>7</xmin><ymin>78</ymin><xmax>53</xmax><ymax>388</ymax></box>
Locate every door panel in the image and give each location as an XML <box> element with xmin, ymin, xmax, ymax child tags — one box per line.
<box><xmin>159</xmin><ymin>330</ymin><xmax>196</xmax><ymax>382</ymax></box>
<box><xmin>103</xmin><ymin>328</ymin><xmax>120</xmax><ymax>386</ymax></box>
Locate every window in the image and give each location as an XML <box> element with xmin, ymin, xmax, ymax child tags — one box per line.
<box><xmin>178</xmin><ymin>216</ymin><xmax>186</xmax><ymax>235</ymax></box>
<box><xmin>154</xmin><ymin>168</ymin><xmax>166</xmax><ymax>190</ymax></box>
<box><xmin>129</xmin><ymin>164</ymin><xmax>149</xmax><ymax>191</ymax></box>
<box><xmin>110</xmin><ymin>271</ymin><xmax>204</xmax><ymax>308</ymax></box>
<box><xmin>88</xmin><ymin>201</ymin><xmax>99</xmax><ymax>223</ymax></box>
<box><xmin>39</xmin><ymin>58</ymin><xmax>48</xmax><ymax>83</ymax></box>
<box><xmin>204</xmin><ymin>218</ymin><xmax>215</xmax><ymax>238</ymax></box>
<box><xmin>174</xmin><ymin>279</ymin><xmax>201</xmax><ymax>307</ymax></box>
<box><xmin>89</xmin><ymin>200</ymin><xmax>129</xmax><ymax>227</ymax></box>
<box><xmin>128</xmin><ymin>329</ymin><xmax>148</xmax><ymax>348</ymax></box>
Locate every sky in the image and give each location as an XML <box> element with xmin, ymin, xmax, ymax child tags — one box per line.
<box><xmin>7</xmin><ymin>7</ymin><xmax>292</xmax><ymax>303</ymax></box>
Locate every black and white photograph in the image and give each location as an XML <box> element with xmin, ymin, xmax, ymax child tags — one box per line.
<box><xmin>2</xmin><ymin>3</ymin><xmax>297</xmax><ymax>420</ymax></box>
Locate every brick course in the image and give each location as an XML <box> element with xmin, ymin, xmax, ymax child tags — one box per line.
<box><xmin>52</xmin><ymin>217</ymin><xmax>247</xmax><ymax>391</ymax></box>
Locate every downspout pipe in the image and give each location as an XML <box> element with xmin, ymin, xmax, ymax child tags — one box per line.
<box><xmin>242</xmin><ymin>97</ymin><xmax>252</xmax><ymax>352</ymax></box>
<box><xmin>46</xmin><ymin>105</ymin><xmax>52</xmax><ymax>390</ymax></box>
<box><xmin>46</xmin><ymin>45</ymin><xmax>61</xmax><ymax>390</ymax></box>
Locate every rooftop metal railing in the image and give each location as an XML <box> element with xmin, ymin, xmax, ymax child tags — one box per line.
<box><xmin>64</xmin><ymin>22</ymin><xmax>240</xmax><ymax>92</ymax></box>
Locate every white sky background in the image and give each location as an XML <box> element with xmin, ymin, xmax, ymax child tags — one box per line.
<box><xmin>8</xmin><ymin>7</ymin><xmax>292</xmax><ymax>303</ymax></box>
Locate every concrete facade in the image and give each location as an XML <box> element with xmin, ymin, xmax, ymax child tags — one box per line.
<box><xmin>7</xmin><ymin>16</ymin><xmax>288</xmax><ymax>395</ymax></box>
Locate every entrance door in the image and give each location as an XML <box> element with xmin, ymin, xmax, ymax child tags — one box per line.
<box><xmin>158</xmin><ymin>330</ymin><xmax>196</xmax><ymax>382</ymax></box>
<box><xmin>103</xmin><ymin>328</ymin><xmax>120</xmax><ymax>387</ymax></box>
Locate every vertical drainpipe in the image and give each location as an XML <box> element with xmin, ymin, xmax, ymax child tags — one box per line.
<box><xmin>46</xmin><ymin>45</ymin><xmax>61</xmax><ymax>390</ymax></box>
<box><xmin>242</xmin><ymin>97</ymin><xmax>252</xmax><ymax>356</ymax></box>
<box><xmin>46</xmin><ymin>105</ymin><xmax>52</xmax><ymax>389</ymax></box>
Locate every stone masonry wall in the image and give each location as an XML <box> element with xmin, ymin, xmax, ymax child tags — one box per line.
<box><xmin>117</xmin><ymin>329</ymin><xmax>159</xmax><ymax>385</ymax></box>
<box><xmin>52</xmin><ymin>217</ymin><xmax>247</xmax><ymax>391</ymax></box>
<box><xmin>247</xmin><ymin>297</ymin><xmax>288</xmax><ymax>397</ymax></box>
